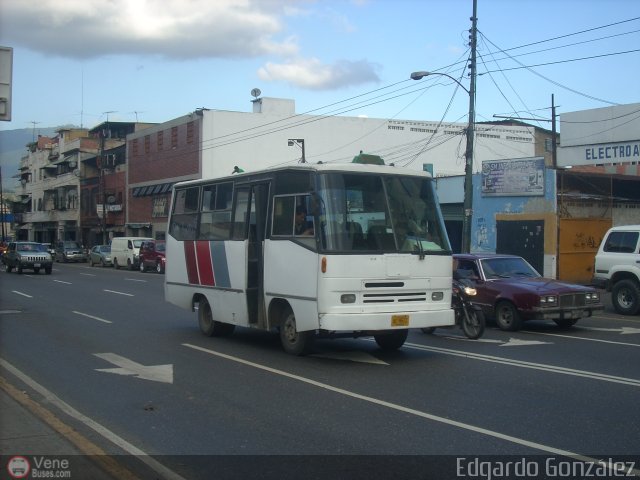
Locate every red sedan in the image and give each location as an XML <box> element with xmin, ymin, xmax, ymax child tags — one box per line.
<box><xmin>453</xmin><ymin>253</ymin><xmax>604</xmax><ymax>331</ymax></box>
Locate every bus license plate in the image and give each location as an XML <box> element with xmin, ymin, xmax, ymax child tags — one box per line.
<box><xmin>33</xmin><ymin>263</ymin><xmax>41</xmax><ymax>268</ymax></box>
<box><xmin>391</xmin><ymin>315</ymin><xmax>409</xmax><ymax>327</ymax></box>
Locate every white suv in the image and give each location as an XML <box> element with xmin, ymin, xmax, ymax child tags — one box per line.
<box><xmin>593</xmin><ymin>225</ymin><xmax>640</xmax><ymax>315</ymax></box>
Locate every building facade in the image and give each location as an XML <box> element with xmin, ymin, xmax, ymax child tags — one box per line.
<box><xmin>125</xmin><ymin>97</ymin><xmax>540</xmax><ymax>240</ymax></box>
<box><xmin>436</xmin><ymin>103</ymin><xmax>640</xmax><ymax>282</ymax></box>
<box><xmin>13</xmin><ymin>98</ymin><xmax>637</xmax><ymax>284</ymax></box>
<box><xmin>15</xmin><ymin>129</ymin><xmax>96</xmax><ymax>244</ymax></box>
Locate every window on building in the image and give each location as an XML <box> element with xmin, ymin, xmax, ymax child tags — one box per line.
<box><xmin>187</xmin><ymin>122</ymin><xmax>194</xmax><ymax>144</ymax></box>
<box><xmin>171</xmin><ymin>127</ymin><xmax>178</xmax><ymax>149</ymax></box>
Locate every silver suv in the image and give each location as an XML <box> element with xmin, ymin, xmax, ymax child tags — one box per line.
<box><xmin>593</xmin><ymin>225</ymin><xmax>640</xmax><ymax>315</ymax></box>
<box><xmin>3</xmin><ymin>241</ymin><xmax>53</xmax><ymax>274</ymax></box>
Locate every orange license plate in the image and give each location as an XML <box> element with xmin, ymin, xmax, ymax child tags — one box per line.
<box><xmin>391</xmin><ymin>315</ymin><xmax>409</xmax><ymax>327</ymax></box>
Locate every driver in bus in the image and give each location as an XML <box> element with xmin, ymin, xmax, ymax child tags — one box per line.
<box><xmin>295</xmin><ymin>205</ymin><xmax>314</xmax><ymax>236</ymax></box>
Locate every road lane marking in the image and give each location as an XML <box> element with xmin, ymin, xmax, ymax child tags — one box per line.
<box><xmin>103</xmin><ymin>289</ymin><xmax>134</xmax><ymax>297</ymax></box>
<box><xmin>94</xmin><ymin>353</ymin><xmax>173</xmax><ymax>383</ymax></box>
<box><xmin>0</xmin><ymin>359</ymin><xmax>186</xmax><ymax>480</ymax></box>
<box><xmin>310</xmin><ymin>351</ymin><xmax>389</xmax><ymax>365</ymax></box>
<box><xmin>11</xmin><ymin>290</ymin><xmax>32</xmax><ymax>298</ymax></box>
<box><xmin>400</xmin><ymin>341</ymin><xmax>640</xmax><ymax>386</ymax></box>
<box><xmin>523</xmin><ymin>331</ymin><xmax>640</xmax><ymax>347</ymax></box>
<box><xmin>72</xmin><ymin>311</ymin><xmax>112</xmax><ymax>324</ymax></box>
<box><xmin>80</xmin><ymin>273</ymin><xmax>95</xmax><ymax>276</ymax></box>
<box><xmin>182</xmin><ymin>342</ymin><xmax>635</xmax><ymax>473</ymax></box>
<box><xmin>441</xmin><ymin>335</ymin><xmax>552</xmax><ymax>346</ymax></box>
<box><xmin>579</xmin><ymin>326</ymin><xmax>640</xmax><ymax>335</ymax></box>
<box><xmin>54</xmin><ymin>279</ymin><xmax>73</xmax><ymax>285</ymax></box>
<box><xmin>594</xmin><ymin>314</ymin><xmax>640</xmax><ymax>323</ymax></box>
<box><xmin>125</xmin><ymin>278</ymin><xmax>147</xmax><ymax>283</ymax></box>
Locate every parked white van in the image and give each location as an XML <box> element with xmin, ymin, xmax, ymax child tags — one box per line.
<box><xmin>111</xmin><ymin>237</ymin><xmax>153</xmax><ymax>270</ymax></box>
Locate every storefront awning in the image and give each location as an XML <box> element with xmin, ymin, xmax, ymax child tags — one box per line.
<box><xmin>132</xmin><ymin>182</ymin><xmax>174</xmax><ymax>197</ymax></box>
<box><xmin>126</xmin><ymin>223</ymin><xmax>151</xmax><ymax>229</ymax></box>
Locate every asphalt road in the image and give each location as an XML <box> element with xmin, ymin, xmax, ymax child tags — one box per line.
<box><xmin>1</xmin><ymin>262</ymin><xmax>639</xmax><ymax>480</ymax></box>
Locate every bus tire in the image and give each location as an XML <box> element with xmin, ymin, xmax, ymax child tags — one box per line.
<box><xmin>198</xmin><ymin>299</ymin><xmax>235</xmax><ymax>337</ymax></box>
<box><xmin>374</xmin><ymin>329</ymin><xmax>408</xmax><ymax>350</ymax></box>
<box><xmin>279</xmin><ymin>309</ymin><xmax>313</xmax><ymax>356</ymax></box>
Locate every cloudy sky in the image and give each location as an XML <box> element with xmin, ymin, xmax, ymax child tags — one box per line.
<box><xmin>1</xmin><ymin>0</ymin><xmax>639</xmax><ymax>133</ymax></box>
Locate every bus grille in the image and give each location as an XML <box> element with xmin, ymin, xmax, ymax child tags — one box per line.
<box><xmin>363</xmin><ymin>292</ymin><xmax>427</xmax><ymax>303</ymax></box>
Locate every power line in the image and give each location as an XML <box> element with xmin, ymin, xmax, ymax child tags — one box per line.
<box><xmin>478</xmin><ymin>32</ymin><xmax>624</xmax><ymax>106</ymax></box>
<box><xmin>479</xmin><ymin>48</ymin><xmax>640</xmax><ymax>75</ymax></box>
<box><xmin>478</xmin><ymin>28</ymin><xmax>640</xmax><ymax>65</ymax></box>
<box><xmin>496</xmin><ymin>16</ymin><xmax>640</xmax><ymax>54</ymax></box>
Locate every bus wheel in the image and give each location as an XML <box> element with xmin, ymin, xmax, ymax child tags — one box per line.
<box><xmin>279</xmin><ymin>309</ymin><xmax>313</xmax><ymax>356</ymax></box>
<box><xmin>374</xmin><ymin>329</ymin><xmax>408</xmax><ymax>350</ymax></box>
<box><xmin>198</xmin><ymin>299</ymin><xmax>235</xmax><ymax>337</ymax></box>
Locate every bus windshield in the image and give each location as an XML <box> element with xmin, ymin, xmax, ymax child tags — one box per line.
<box><xmin>316</xmin><ymin>172</ymin><xmax>451</xmax><ymax>254</ymax></box>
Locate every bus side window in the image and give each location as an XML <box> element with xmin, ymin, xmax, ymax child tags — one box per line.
<box><xmin>170</xmin><ymin>187</ymin><xmax>200</xmax><ymax>240</ymax></box>
<box><xmin>272</xmin><ymin>196</ymin><xmax>295</xmax><ymax>236</ymax></box>
<box><xmin>232</xmin><ymin>189</ymin><xmax>250</xmax><ymax>240</ymax></box>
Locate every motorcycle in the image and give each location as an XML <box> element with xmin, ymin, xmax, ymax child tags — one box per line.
<box><xmin>422</xmin><ymin>277</ymin><xmax>485</xmax><ymax>339</ymax></box>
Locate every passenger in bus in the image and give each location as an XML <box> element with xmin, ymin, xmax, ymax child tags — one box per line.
<box><xmin>295</xmin><ymin>205</ymin><xmax>314</xmax><ymax>236</ymax></box>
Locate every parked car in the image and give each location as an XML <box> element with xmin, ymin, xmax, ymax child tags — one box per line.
<box><xmin>2</xmin><ymin>241</ymin><xmax>53</xmax><ymax>274</ymax></box>
<box><xmin>592</xmin><ymin>224</ymin><xmax>640</xmax><ymax>315</ymax></box>
<box><xmin>55</xmin><ymin>240</ymin><xmax>88</xmax><ymax>263</ymax></box>
<box><xmin>111</xmin><ymin>236</ymin><xmax>153</xmax><ymax>270</ymax></box>
<box><xmin>89</xmin><ymin>245</ymin><xmax>113</xmax><ymax>267</ymax></box>
<box><xmin>453</xmin><ymin>253</ymin><xmax>604</xmax><ymax>331</ymax></box>
<box><xmin>41</xmin><ymin>243</ymin><xmax>56</xmax><ymax>256</ymax></box>
<box><xmin>138</xmin><ymin>240</ymin><xmax>166</xmax><ymax>273</ymax></box>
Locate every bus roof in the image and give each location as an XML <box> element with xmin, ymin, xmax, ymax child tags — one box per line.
<box><xmin>172</xmin><ymin>162</ymin><xmax>433</xmax><ymax>190</ymax></box>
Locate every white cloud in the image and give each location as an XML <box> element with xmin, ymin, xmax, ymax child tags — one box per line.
<box><xmin>0</xmin><ymin>0</ymin><xmax>298</xmax><ymax>59</ymax></box>
<box><xmin>0</xmin><ymin>0</ymin><xmax>381</xmax><ymax>90</ymax></box>
<box><xmin>257</xmin><ymin>57</ymin><xmax>380</xmax><ymax>90</ymax></box>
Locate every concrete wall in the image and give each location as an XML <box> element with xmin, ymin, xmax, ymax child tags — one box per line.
<box><xmin>558</xmin><ymin>103</ymin><xmax>640</xmax><ymax>168</ymax></box>
<box><xmin>199</xmin><ymin>98</ymin><xmax>536</xmax><ymax>180</ymax></box>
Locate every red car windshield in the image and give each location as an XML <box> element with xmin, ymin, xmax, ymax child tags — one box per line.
<box><xmin>480</xmin><ymin>257</ymin><xmax>540</xmax><ymax>279</ymax></box>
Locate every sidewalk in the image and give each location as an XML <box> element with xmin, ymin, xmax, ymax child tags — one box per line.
<box><xmin>0</xmin><ymin>379</ymin><xmax>128</xmax><ymax>480</ymax></box>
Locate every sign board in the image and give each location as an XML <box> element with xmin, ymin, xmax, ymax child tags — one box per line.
<box><xmin>481</xmin><ymin>157</ymin><xmax>545</xmax><ymax>197</ymax></box>
<box><xmin>0</xmin><ymin>46</ymin><xmax>13</xmax><ymax>121</ymax></box>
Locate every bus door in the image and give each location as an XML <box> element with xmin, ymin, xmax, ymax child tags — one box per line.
<box><xmin>243</xmin><ymin>183</ymin><xmax>270</xmax><ymax>327</ymax></box>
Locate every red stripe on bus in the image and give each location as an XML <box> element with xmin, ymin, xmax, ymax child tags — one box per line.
<box><xmin>195</xmin><ymin>241</ymin><xmax>215</xmax><ymax>286</ymax></box>
<box><xmin>184</xmin><ymin>241</ymin><xmax>199</xmax><ymax>284</ymax></box>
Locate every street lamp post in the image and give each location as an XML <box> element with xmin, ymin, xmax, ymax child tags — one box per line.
<box><xmin>410</xmin><ymin>66</ymin><xmax>476</xmax><ymax>253</ymax></box>
<box><xmin>288</xmin><ymin>139</ymin><xmax>306</xmax><ymax>163</ymax></box>
<box><xmin>409</xmin><ymin>0</ymin><xmax>477</xmax><ymax>254</ymax></box>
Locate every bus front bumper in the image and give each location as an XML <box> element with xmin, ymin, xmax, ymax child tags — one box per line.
<box><xmin>318</xmin><ymin>309</ymin><xmax>455</xmax><ymax>332</ymax></box>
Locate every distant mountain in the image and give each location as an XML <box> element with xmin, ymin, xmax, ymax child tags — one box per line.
<box><xmin>0</xmin><ymin>126</ymin><xmax>72</xmax><ymax>193</ymax></box>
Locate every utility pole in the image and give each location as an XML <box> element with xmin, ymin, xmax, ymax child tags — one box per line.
<box><xmin>0</xmin><ymin>166</ymin><xmax>5</xmax><ymax>241</ymax></box>
<box><xmin>462</xmin><ymin>0</ymin><xmax>478</xmax><ymax>253</ymax></box>
<box><xmin>29</xmin><ymin>120</ymin><xmax>41</xmax><ymax>142</ymax></box>
<box><xmin>100</xmin><ymin>130</ymin><xmax>107</xmax><ymax>244</ymax></box>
